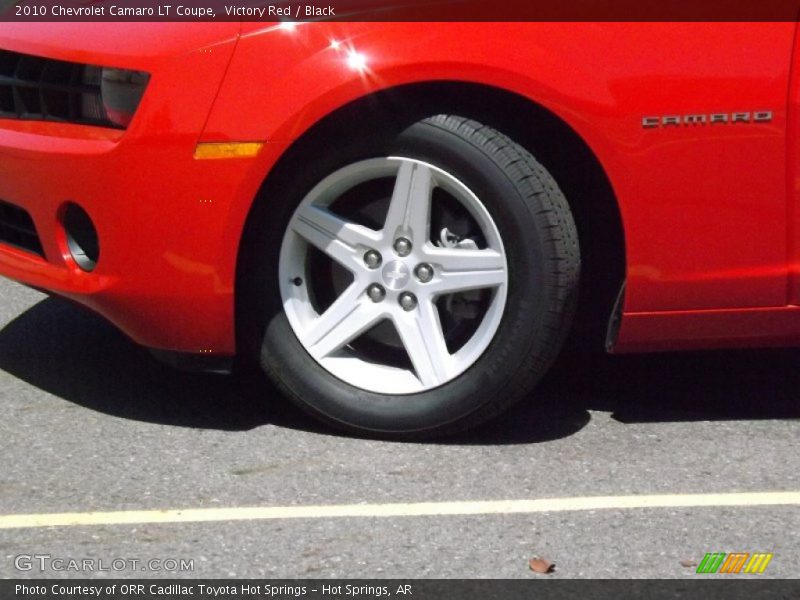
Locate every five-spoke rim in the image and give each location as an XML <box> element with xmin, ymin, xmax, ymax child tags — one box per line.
<box><xmin>278</xmin><ymin>157</ymin><xmax>508</xmax><ymax>394</ymax></box>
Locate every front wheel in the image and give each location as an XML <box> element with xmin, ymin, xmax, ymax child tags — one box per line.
<box><xmin>256</xmin><ymin>115</ymin><xmax>580</xmax><ymax>438</ymax></box>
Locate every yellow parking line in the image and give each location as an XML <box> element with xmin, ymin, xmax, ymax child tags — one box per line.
<box><xmin>1</xmin><ymin>491</ymin><xmax>798</xmax><ymax>530</ymax></box>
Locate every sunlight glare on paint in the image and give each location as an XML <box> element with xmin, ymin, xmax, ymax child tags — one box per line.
<box><xmin>346</xmin><ymin>49</ymin><xmax>368</xmax><ymax>72</ymax></box>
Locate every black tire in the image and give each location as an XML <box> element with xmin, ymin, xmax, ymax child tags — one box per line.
<box><xmin>247</xmin><ymin>115</ymin><xmax>580</xmax><ymax>438</ymax></box>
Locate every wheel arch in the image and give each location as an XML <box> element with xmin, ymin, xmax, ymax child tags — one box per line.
<box><xmin>235</xmin><ymin>81</ymin><xmax>626</xmax><ymax>359</ymax></box>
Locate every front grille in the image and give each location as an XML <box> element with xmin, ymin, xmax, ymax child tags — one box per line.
<box><xmin>0</xmin><ymin>199</ymin><xmax>44</xmax><ymax>258</ymax></box>
<box><xmin>0</xmin><ymin>49</ymin><xmax>121</xmax><ymax>129</ymax></box>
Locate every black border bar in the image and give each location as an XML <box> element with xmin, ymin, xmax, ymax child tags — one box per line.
<box><xmin>5</xmin><ymin>579</ymin><xmax>800</xmax><ymax>600</ymax></box>
<box><xmin>2</xmin><ymin>0</ymin><xmax>800</xmax><ymax>22</ymax></box>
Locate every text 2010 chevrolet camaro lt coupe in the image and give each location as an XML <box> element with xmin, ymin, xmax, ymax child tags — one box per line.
<box><xmin>0</xmin><ymin>22</ymin><xmax>796</xmax><ymax>437</ymax></box>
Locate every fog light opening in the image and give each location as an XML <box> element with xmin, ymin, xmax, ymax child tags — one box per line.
<box><xmin>63</xmin><ymin>203</ymin><xmax>99</xmax><ymax>272</ymax></box>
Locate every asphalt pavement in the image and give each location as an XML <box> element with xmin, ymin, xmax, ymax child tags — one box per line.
<box><xmin>1</xmin><ymin>277</ymin><xmax>799</xmax><ymax>579</ymax></box>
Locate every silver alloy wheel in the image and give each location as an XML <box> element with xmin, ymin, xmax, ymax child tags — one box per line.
<box><xmin>278</xmin><ymin>157</ymin><xmax>508</xmax><ymax>394</ymax></box>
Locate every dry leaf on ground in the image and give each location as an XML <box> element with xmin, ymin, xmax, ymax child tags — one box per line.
<box><xmin>529</xmin><ymin>557</ymin><xmax>556</xmax><ymax>574</ymax></box>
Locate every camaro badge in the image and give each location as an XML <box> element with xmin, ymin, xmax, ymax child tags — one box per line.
<box><xmin>643</xmin><ymin>111</ymin><xmax>773</xmax><ymax>128</ymax></box>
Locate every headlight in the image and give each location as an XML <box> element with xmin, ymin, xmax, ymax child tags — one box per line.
<box><xmin>81</xmin><ymin>65</ymin><xmax>150</xmax><ymax>129</ymax></box>
<box><xmin>100</xmin><ymin>67</ymin><xmax>150</xmax><ymax>128</ymax></box>
<box><xmin>0</xmin><ymin>50</ymin><xmax>149</xmax><ymax>130</ymax></box>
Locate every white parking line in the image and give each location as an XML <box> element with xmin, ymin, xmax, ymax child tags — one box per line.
<box><xmin>1</xmin><ymin>491</ymin><xmax>798</xmax><ymax>530</ymax></box>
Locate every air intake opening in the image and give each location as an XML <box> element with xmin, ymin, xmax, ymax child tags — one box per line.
<box><xmin>63</xmin><ymin>203</ymin><xmax>99</xmax><ymax>271</ymax></box>
<box><xmin>0</xmin><ymin>199</ymin><xmax>44</xmax><ymax>257</ymax></box>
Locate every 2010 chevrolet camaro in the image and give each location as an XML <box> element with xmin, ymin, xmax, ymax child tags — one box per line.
<box><xmin>0</xmin><ymin>22</ymin><xmax>796</xmax><ymax>437</ymax></box>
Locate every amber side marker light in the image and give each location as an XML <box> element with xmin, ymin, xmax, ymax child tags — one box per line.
<box><xmin>194</xmin><ymin>142</ymin><xmax>264</xmax><ymax>160</ymax></box>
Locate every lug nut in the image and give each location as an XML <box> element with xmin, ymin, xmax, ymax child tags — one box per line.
<box><xmin>363</xmin><ymin>250</ymin><xmax>382</xmax><ymax>269</ymax></box>
<box><xmin>394</xmin><ymin>237</ymin><xmax>412</xmax><ymax>257</ymax></box>
<box><xmin>367</xmin><ymin>283</ymin><xmax>386</xmax><ymax>303</ymax></box>
<box><xmin>414</xmin><ymin>263</ymin><xmax>433</xmax><ymax>283</ymax></box>
<box><xmin>398</xmin><ymin>292</ymin><xmax>418</xmax><ymax>311</ymax></box>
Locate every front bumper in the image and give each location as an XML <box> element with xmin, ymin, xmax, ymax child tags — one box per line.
<box><xmin>0</xmin><ymin>24</ymin><xmax>262</xmax><ymax>356</ymax></box>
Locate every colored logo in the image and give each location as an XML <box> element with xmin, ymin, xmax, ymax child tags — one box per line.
<box><xmin>696</xmin><ymin>552</ymin><xmax>773</xmax><ymax>574</ymax></box>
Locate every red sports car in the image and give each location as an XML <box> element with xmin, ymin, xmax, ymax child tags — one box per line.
<box><xmin>0</xmin><ymin>22</ymin><xmax>796</xmax><ymax>437</ymax></box>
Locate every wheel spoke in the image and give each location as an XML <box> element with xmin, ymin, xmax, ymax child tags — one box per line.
<box><xmin>292</xmin><ymin>205</ymin><xmax>380</xmax><ymax>269</ymax></box>
<box><xmin>425</xmin><ymin>247</ymin><xmax>506</xmax><ymax>294</ymax></box>
<box><xmin>384</xmin><ymin>160</ymin><xmax>434</xmax><ymax>243</ymax></box>
<box><xmin>300</xmin><ymin>285</ymin><xmax>381</xmax><ymax>359</ymax></box>
<box><xmin>393</xmin><ymin>300</ymin><xmax>452</xmax><ymax>387</ymax></box>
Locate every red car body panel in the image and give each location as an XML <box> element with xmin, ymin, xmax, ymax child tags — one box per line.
<box><xmin>0</xmin><ymin>22</ymin><xmax>798</xmax><ymax>357</ymax></box>
<box><xmin>0</xmin><ymin>23</ymin><xmax>244</xmax><ymax>352</ymax></box>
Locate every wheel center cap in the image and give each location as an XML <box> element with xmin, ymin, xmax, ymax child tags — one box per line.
<box><xmin>382</xmin><ymin>261</ymin><xmax>410</xmax><ymax>290</ymax></box>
